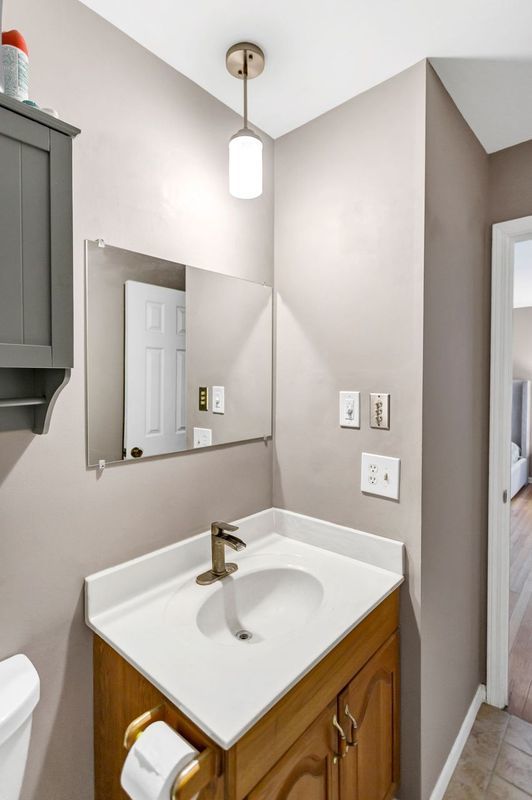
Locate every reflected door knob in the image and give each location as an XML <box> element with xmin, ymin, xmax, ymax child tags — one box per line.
<box><xmin>130</xmin><ymin>447</ymin><xmax>143</xmax><ymax>458</ymax></box>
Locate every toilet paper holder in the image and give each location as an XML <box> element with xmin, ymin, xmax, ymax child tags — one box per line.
<box><xmin>123</xmin><ymin>704</ymin><xmax>220</xmax><ymax>800</ymax></box>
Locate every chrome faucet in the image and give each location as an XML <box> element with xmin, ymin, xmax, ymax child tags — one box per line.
<box><xmin>196</xmin><ymin>522</ymin><xmax>246</xmax><ymax>585</ymax></box>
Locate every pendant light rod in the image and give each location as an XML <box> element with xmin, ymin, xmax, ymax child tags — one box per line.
<box><xmin>243</xmin><ymin>56</ymin><xmax>248</xmax><ymax>129</ymax></box>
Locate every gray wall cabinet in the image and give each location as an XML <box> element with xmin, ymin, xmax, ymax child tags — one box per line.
<box><xmin>0</xmin><ymin>95</ymin><xmax>79</xmax><ymax>433</ymax></box>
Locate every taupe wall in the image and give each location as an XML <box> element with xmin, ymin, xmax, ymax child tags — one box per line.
<box><xmin>421</xmin><ymin>66</ymin><xmax>490</xmax><ymax>799</ymax></box>
<box><xmin>0</xmin><ymin>1</ymin><xmax>273</xmax><ymax>799</ymax></box>
<box><xmin>186</xmin><ymin>267</ymin><xmax>272</xmax><ymax>447</ymax></box>
<box><xmin>274</xmin><ymin>62</ymin><xmax>427</xmax><ymax>799</ymax></box>
<box><xmin>490</xmin><ymin>139</ymin><xmax>532</xmax><ymax>224</ymax></box>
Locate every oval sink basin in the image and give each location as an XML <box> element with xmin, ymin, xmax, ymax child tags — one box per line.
<box><xmin>196</xmin><ymin>567</ymin><xmax>323</xmax><ymax>645</ymax></box>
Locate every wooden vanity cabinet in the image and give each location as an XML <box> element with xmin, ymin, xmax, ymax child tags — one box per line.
<box><xmin>241</xmin><ymin>634</ymin><xmax>399</xmax><ymax>800</ymax></box>
<box><xmin>246</xmin><ymin>702</ymin><xmax>339</xmax><ymax>800</ymax></box>
<box><xmin>93</xmin><ymin>590</ymin><xmax>399</xmax><ymax>800</ymax></box>
<box><xmin>338</xmin><ymin>633</ymin><xmax>399</xmax><ymax>800</ymax></box>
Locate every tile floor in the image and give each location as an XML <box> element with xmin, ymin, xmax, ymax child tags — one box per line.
<box><xmin>444</xmin><ymin>704</ymin><xmax>532</xmax><ymax>798</ymax></box>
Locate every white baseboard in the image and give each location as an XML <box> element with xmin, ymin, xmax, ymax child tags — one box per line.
<box><xmin>429</xmin><ymin>684</ymin><xmax>486</xmax><ymax>800</ymax></box>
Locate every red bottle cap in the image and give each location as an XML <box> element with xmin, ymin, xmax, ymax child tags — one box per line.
<box><xmin>2</xmin><ymin>30</ymin><xmax>29</xmax><ymax>55</ymax></box>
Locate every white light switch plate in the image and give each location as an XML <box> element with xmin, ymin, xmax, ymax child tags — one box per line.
<box><xmin>361</xmin><ymin>452</ymin><xmax>400</xmax><ymax>499</ymax></box>
<box><xmin>339</xmin><ymin>391</ymin><xmax>360</xmax><ymax>428</ymax></box>
<box><xmin>193</xmin><ymin>427</ymin><xmax>212</xmax><ymax>448</ymax></box>
<box><xmin>212</xmin><ymin>386</ymin><xmax>225</xmax><ymax>414</ymax></box>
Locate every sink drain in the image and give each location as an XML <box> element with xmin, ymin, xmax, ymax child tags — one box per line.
<box><xmin>235</xmin><ymin>629</ymin><xmax>252</xmax><ymax>641</ymax></box>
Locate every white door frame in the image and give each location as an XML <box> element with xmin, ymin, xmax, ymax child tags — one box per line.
<box><xmin>487</xmin><ymin>215</ymin><xmax>532</xmax><ymax>707</ymax></box>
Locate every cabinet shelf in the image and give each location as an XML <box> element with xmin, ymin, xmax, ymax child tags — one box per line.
<box><xmin>0</xmin><ymin>397</ymin><xmax>46</xmax><ymax>407</ymax></box>
<box><xmin>0</xmin><ymin>369</ymin><xmax>70</xmax><ymax>434</ymax></box>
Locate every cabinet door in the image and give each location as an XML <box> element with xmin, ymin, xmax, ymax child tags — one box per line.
<box><xmin>338</xmin><ymin>633</ymin><xmax>399</xmax><ymax>800</ymax></box>
<box><xmin>0</xmin><ymin>107</ymin><xmax>73</xmax><ymax>369</ymax></box>
<box><xmin>247</xmin><ymin>702</ymin><xmax>340</xmax><ymax>800</ymax></box>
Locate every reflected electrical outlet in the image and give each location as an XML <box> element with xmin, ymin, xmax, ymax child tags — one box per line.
<box><xmin>193</xmin><ymin>427</ymin><xmax>212</xmax><ymax>448</ymax></box>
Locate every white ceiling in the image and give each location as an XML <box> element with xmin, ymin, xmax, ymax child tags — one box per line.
<box><xmin>514</xmin><ymin>240</ymin><xmax>532</xmax><ymax>308</ymax></box>
<box><xmin>80</xmin><ymin>0</ymin><xmax>532</xmax><ymax>149</ymax></box>
<box><xmin>431</xmin><ymin>58</ymin><xmax>532</xmax><ymax>153</ymax></box>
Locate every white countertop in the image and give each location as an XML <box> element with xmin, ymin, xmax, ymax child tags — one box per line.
<box><xmin>85</xmin><ymin>508</ymin><xmax>404</xmax><ymax>749</ymax></box>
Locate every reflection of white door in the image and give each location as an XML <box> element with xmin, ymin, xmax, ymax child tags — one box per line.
<box><xmin>124</xmin><ymin>280</ymin><xmax>186</xmax><ymax>459</ymax></box>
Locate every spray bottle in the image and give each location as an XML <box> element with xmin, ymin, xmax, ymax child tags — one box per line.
<box><xmin>2</xmin><ymin>28</ymin><xmax>29</xmax><ymax>102</ymax></box>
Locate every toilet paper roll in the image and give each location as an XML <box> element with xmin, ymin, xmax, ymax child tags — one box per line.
<box><xmin>121</xmin><ymin>721</ymin><xmax>199</xmax><ymax>800</ymax></box>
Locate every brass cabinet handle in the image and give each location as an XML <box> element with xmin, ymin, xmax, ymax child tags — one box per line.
<box><xmin>332</xmin><ymin>714</ymin><xmax>349</xmax><ymax>763</ymax></box>
<box><xmin>344</xmin><ymin>704</ymin><xmax>359</xmax><ymax>747</ymax></box>
<box><xmin>130</xmin><ymin>447</ymin><xmax>143</xmax><ymax>458</ymax></box>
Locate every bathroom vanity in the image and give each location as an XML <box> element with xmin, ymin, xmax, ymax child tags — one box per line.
<box><xmin>86</xmin><ymin>509</ymin><xmax>403</xmax><ymax>800</ymax></box>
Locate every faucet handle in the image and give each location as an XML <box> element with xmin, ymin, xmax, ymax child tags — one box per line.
<box><xmin>211</xmin><ymin>521</ymin><xmax>239</xmax><ymax>535</ymax></box>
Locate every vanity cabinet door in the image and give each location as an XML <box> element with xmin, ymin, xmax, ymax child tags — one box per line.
<box><xmin>246</xmin><ymin>702</ymin><xmax>339</xmax><ymax>800</ymax></box>
<box><xmin>338</xmin><ymin>633</ymin><xmax>399</xmax><ymax>800</ymax></box>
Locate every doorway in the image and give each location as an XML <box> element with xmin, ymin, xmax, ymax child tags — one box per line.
<box><xmin>488</xmin><ymin>217</ymin><xmax>532</xmax><ymax>717</ymax></box>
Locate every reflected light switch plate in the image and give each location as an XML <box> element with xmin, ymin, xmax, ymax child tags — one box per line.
<box><xmin>212</xmin><ymin>386</ymin><xmax>225</xmax><ymax>414</ymax></box>
<box><xmin>193</xmin><ymin>427</ymin><xmax>212</xmax><ymax>448</ymax></box>
<box><xmin>339</xmin><ymin>391</ymin><xmax>360</xmax><ymax>428</ymax></box>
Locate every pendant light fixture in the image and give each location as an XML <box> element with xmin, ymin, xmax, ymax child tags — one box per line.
<box><xmin>226</xmin><ymin>42</ymin><xmax>265</xmax><ymax>199</ymax></box>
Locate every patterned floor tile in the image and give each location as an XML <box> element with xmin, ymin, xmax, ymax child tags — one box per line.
<box><xmin>495</xmin><ymin>743</ymin><xmax>532</xmax><ymax>795</ymax></box>
<box><xmin>486</xmin><ymin>774</ymin><xmax>532</xmax><ymax>798</ymax></box>
<box><xmin>443</xmin><ymin>760</ymin><xmax>492</xmax><ymax>799</ymax></box>
<box><xmin>506</xmin><ymin>716</ymin><xmax>532</xmax><ymax>758</ymax></box>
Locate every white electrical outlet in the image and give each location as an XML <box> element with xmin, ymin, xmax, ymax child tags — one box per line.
<box><xmin>193</xmin><ymin>427</ymin><xmax>212</xmax><ymax>448</ymax></box>
<box><xmin>339</xmin><ymin>391</ymin><xmax>360</xmax><ymax>428</ymax></box>
<box><xmin>361</xmin><ymin>452</ymin><xmax>400</xmax><ymax>499</ymax></box>
<box><xmin>212</xmin><ymin>386</ymin><xmax>225</xmax><ymax>414</ymax></box>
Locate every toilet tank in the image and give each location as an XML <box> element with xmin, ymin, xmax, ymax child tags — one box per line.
<box><xmin>0</xmin><ymin>655</ymin><xmax>40</xmax><ymax>800</ymax></box>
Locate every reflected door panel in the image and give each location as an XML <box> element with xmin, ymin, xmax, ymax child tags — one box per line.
<box><xmin>124</xmin><ymin>280</ymin><xmax>186</xmax><ymax>459</ymax></box>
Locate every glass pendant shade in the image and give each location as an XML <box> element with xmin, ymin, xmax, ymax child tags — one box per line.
<box><xmin>229</xmin><ymin>128</ymin><xmax>263</xmax><ymax>199</ymax></box>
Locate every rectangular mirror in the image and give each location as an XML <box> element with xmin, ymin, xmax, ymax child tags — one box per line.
<box><xmin>85</xmin><ymin>241</ymin><xmax>272</xmax><ymax>466</ymax></box>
